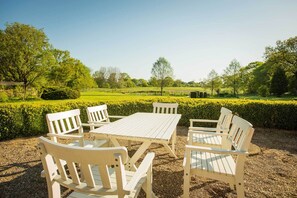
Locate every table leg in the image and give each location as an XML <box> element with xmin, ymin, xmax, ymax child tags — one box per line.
<box><xmin>171</xmin><ymin>129</ymin><xmax>177</xmax><ymax>153</ymax></box>
<box><xmin>162</xmin><ymin>143</ymin><xmax>178</xmax><ymax>159</ymax></box>
<box><xmin>126</xmin><ymin>141</ymin><xmax>151</xmax><ymax>171</ymax></box>
<box><xmin>109</xmin><ymin>137</ymin><xmax>121</xmax><ymax>147</ymax></box>
<box><xmin>128</xmin><ymin>140</ymin><xmax>131</xmax><ymax>150</ymax></box>
<box><xmin>142</xmin><ymin>180</ymin><xmax>158</xmax><ymax>198</ymax></box>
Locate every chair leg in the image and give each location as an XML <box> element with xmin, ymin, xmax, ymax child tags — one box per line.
<box><xmin>229</xmin><ymin>183</ymin><xmax>235</xmax><ymax>190</ymax></box>
<box><xmin>171</xmin><ymin>129</ymin><xmax>177</xmax><ymax>153</ymax></box>
<box><xmin>183</xmin><ymin>171</ymin><xmax>190</xmax><ymax>198</ymax></box>
<box><xmin>236</xmin><ymin>180</ymin><xmax>245</xmax><ymax>198</ymax></box>
<box><xmin>146</xmin><ymin>164</ymin><xmax>152</xmax><ymax>198</ymax></box>
<box><xmin>47</xmin><ymin>181</ymin><xmax>61</xmax><ymax>198</ymax></box>
<box><xmin>128</xmin><ymin>140</ymin><xmax>132</xmax><ymax>150</ymax></box>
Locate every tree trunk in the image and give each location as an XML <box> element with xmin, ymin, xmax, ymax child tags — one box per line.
<box><xmin>161</xmin><ymin>79</ymin><xmax>164</xmax><ymax>96</ymax></box>
<box><xmin>233</xmin><ymin>76</ymin><xmax>236</xmax><ymax>97</ymax></box>
<box><xmin>211</xmin><ymin>80</ymin><xmax>214</xmax><ymax>96</ymax></box>
<box><xmin>23</xmin><ymin>80</ymin><xmax>27</xmax><ymax>100</ymax></box>
<box><xmin>23</xmin><ymin>84</ymin><xmax>27</xmax><ymax>100</ymax></box>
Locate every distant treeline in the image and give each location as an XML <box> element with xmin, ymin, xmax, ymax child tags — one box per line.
<box><xmin>0</xmin><ymin>22</ymin><xmax>296</xmax><ymax>101</ymax></box>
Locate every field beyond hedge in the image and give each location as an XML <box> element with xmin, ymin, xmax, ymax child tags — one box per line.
<box><xmin>0</xmin><ymin>90</ymin><xmax>297</xmax><ymax>140</ymax></box>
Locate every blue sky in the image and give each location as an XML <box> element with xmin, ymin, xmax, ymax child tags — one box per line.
<box><xmin>1</xmin><ymin>0</ymin><xmax>297</xmax><ymax>82</ymax></box>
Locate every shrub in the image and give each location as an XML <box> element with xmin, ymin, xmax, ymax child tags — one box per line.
<box><xmin>0</xmin><ymin>91</ymin><xmax>9</xmax><ymax>102</ymax></box>
<box><xmin>41</xmin><ymin>87</ymin><xmax>80</xmax><ymax>100</ymax></box>
<box><xmin>258</xmin><ymin>85</ymin><xmax>270</xmax><ymax>97</ymax></box>
<box><xmin>190</xmin><ymin>92</ymin><xmax>197</xmax><ymax>98</ymax></box>
<box><xmin>0</xmin><ymin>98</ymin><xmax>296</xmax><ymax>140</ymax></box>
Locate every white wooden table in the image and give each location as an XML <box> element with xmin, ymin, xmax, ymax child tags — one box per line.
<box><xmin>90</xmin><ymin>112</ymin><xmax>181</xmax><ymax>170</ymax></box>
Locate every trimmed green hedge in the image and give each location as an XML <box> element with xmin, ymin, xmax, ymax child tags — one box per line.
<box><xmin>0</xmin><ymin>98</ymin><xmax>296</xmax><ymax>140</ymax></box>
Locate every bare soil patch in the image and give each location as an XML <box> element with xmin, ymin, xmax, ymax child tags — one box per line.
<box><xmin>0</xmin><ymin>127</ymin><xmax>296</xmax><ymax>197</ymax></box>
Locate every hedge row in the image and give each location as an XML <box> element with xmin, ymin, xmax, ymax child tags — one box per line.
<box><xmin>0</xmin><ymin>98</ymin><xmax>296</xmax><ymax>140</ymax></box>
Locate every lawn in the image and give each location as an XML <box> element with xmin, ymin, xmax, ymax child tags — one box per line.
<box><xmin>1</xmin><ymin>87</ymin><xmax>296</xmax><ymax>104</ymax></box>
<box><xmin>1</xmin><ymin>127</ymin><xmax>296</xmax><ymax>197</ymax></box>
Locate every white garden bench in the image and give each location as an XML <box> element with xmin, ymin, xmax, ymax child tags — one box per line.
<box><xmin>152</xmin><ymin>102</ymin><xmax>179</xmax><ymax>152</ymax></box>
<box><xmin>86</xmin><ymin>104</ymin><xmax>126</xmax><ymax>130</ymax></box>
<box><xmin>183</xmin><ymin>115</ymin><xmax>254</xmax><ymax>198</ymax></box>
<box><xmin>153</xmin><ymin>102</ymin><xmax>178</xmax><ymax>114</ymax></box>
<box><xmin>39</xmin><ymin>136</ymin><xmax>155</xmax><ymax>198</ymax></box>
<box><xmin>188</xmin><ymin>107</ymin><xmax>233</xmax><ymax>149</ymax></box>
<box><xmin>46</xmin><ymin>109</ymin><xmax>107</xmax><ymax>148</ymax></box>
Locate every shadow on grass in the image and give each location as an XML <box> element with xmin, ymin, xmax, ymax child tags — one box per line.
<box><xmin>252</xmin><ymin>128</ymin><xmax>297</xmax><ymax>154</ymax></box>
<box><xmin>0</xmin><ymin>159</ymin><xmax>40</xmax><ymax>177</ymax></box>
<box><xmin>0</xmin><ymin>161</ymin><xmax>48</xmax><ymax>197</ymax></box>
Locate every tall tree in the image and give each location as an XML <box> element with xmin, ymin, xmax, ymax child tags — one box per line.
<box><xmin>206</xmin><ymin>69</ymin><xmax>221</xmax><ymax>96</ymax></box>
<box><xmin>223</xmin><ymin>59</ymin><xmax>241</xmax><ymax>96</ymax></box>
<box><xmin>107</xmin><ymin>67</ymin><xmax>120</xmax><ymax>88</ymax></box>
<box><xmin>93</xmin><ymin>67</ymin><xmax>108</xmax><ymax>88</ymax></box>
<box><xmin>270</xmin><ymin>67</ymin><xmax>288</xmax><ymax>96</ymax></box>
<box><xmin>0</xmin><ymin>22</ymin><xmax>51</xmax><ymax>98</ymax></box>
<box><xmin>151</xmin><ymin>57</ymin><xmax>173</xmax><ymax>95</ymax></box>
<box><xmin>118</xmin><ymin>73</ymin><xmax>136</xmax><ymax>88</ymax></box>
<box><xmin>173</xmin><ymin>79</ymin><xmax>184</xmax><ymax>87</ymax></box>
<box><xmin>148</xmin><ymin>77</ymin><xmax>159</xmax><ymax>87</ymax></box>
<box><xmin>49</xmin><ymin>49</ymin><xmax>96</xmax><ymax>89</ymax></box>
<box><xmin>240</xmin><ymin>61</ymin><xmax>263</xmax><ymax>94</ymax></box>
<box><xmin>264</xmin><ymin>36</ymin><xmax>297</xmax><ymax>94</ymax></box>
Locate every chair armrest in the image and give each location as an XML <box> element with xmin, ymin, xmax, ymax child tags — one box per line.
<box><xmin>188</xmin><ymin>130</ymin><xmax>228</xmax><ymax>136</ymax></box>
<box><xmin>219</xmin><ymin>127</ymin><xmax>230</xmax><ymax>133</ymax></box>
<box><xmin>47</xmin><ymin>133</ymin><xmax>83</xmax><ymax>140</ymax></box>
<box><xmin>124</xmin><ymin>152</ymin><xmax>155</xmax><ymax>191</ymax></box>
<box><xmin>109</xmin><ymin>115</ymin><xmax>126</xmax><ymax>119</ymax></box>
<box><xmin>188</xmin><ymin>126</ymin><xmax>217</xmax><ymax>131</ymax></box>
<box><xmin>185</xmin><ymin>145</ymin><xmax>248</xmax><ymax>155</ymax></box>
<box><xmin>190</xmin><ymin>119</ymin><xmax>218</xmax><ymax>123</ymax></box>
<box><xmin>190</xmin><ymin>119</ymin><xmax>218</xmax><ymax>128</ymax></box>
<box><xmin>82</xmin><ymin>122</ymin><xmax>109</xmax><ymax>127</ymax></box>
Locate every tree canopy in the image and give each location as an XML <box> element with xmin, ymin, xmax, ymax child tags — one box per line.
<box><xmin>206</xmin><ymin>69</ymin><xmax>221</xmax><ymax>96</ymax></box>
<box><xmin>151</xmin><ymin>57</ymin><xmax>173</xmax><ymax>95</ymax></box>
<box><xmin>223</xmin><ymin>59</ymin><xmax>241</xmax><ymax>96</ymax></box>
<box><xmin>270</xmin><ymin>67</ymin><xmax>288</xmax><ymax>96</ymax></box>
<box><xmin>0</xmin><ymin>22</ymin><xmax>51</xmax><ymax>98</ymax></box>
<box><xmin>0</xmin><ymin>23</ymin><xmax>97</xmax><ymax>99</ymax></box>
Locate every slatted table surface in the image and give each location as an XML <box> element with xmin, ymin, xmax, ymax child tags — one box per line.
<box><xmin>90</xmin><ymin>112</ymin><xmax>181</xmax><ymax>170</ymax></box>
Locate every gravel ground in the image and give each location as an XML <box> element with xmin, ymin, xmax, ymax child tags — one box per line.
<box><xmin>0</xmin><ymin>126</ymin><xmax>297</xmax><ymax>198</ymax></box>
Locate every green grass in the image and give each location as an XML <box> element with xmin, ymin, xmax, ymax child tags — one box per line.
<box><xmin>1</xmin><ymin>87</ymin><xmax>296</xmax><ymax>104</ymax></box>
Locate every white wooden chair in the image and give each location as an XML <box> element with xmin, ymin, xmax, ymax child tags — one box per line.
<box><xmin>188</xmin><ymin>107</ymin><xmax>233</xmax><ymax>149</ymax></box>
<box><xmin>39</xmin><ymin>136</ymin><xmax>155</xmax><ymax>198</ymax></box>
<box><xmin>152</xmin><ymin>102</ymin><xmax>178</xmax><ymax>114</ymax></box>
<box><xmin>86</xmin><ymin>104</ymin><xmax>126</xmax><ymax>130</ymax></box>
<box><xmin>46</xmin><ymin>109</ymin><xmax>107</xmax><ymax>148</ymax></box>
<box><xmin>183</xmin><ymin>115</ymin><xmax>254</xmax><ymax>198</ymax></box>
<box><xmin>153</xmin><ymin>102</ymin><xmax>179</xmax><ymax>152</ymax></box>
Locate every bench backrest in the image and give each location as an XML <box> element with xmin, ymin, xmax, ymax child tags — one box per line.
<box><xmin>153</xmin><ymin>102</ymin><xmax>178</xmax><ymax>114</ymax></box>
<box><xmin>228</xmin><ymin>115</ymin><xmax>254</xmax><ymax>152</ymax></box>
<box><xmin>87</xmin><ymin>104</ymin><xmax>110</xmax><ymax>123</ymax></box>
<box><xmin>227</xmin><ymin>115</ymin><xmax>254</xmax><ymax>176</ymax></box>
<box><xmin>39</xmin><ymin>136</ymin><xmax>129</xmax><ymax>196</ymax></box>
<box><xmin>46</xmin><ymin>109</ymin><xmax>83</xmax><ymax>142</ymax></box>
<box><xmin>215</xmin><ymin>107</ymin><xmax>233</xmax><ymax>133</ymax></box>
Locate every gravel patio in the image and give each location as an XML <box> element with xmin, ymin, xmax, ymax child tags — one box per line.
<box><xmin>0</xmin><ymin>126</ymin><xmax>296</xmax><ymax>197</ymax></box>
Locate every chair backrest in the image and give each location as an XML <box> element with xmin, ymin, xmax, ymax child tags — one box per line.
<box><xmin>87</xmin><ymin>104</ymin><xmax>110</xmax><ymax>124</ymax></box>
<box><xmin>228</xmin><ymin>115</ymin><xmax>254</xmax><ymax>152</ymax></box>
<box><xmin>39</xmin><ymin>136</ymin><xmax>129</xmax><ymax>196</ymax></box>
<box><xmin>215</xmin><ymin>107</ymin><xmax>233</xmax><ymax>133</ymax></box>
<box><xmin>46</xmin><ymin>109</ymin><xmax>83</xmax><ymax>142</ymax></box>
<box><xmin>226</xmin><ymin>115</ymin><xmax>254</xmax><ymax>176</ymax></box>
<box><xmin>153</xmin><ymin>102</ymin><xmax>178</xmax><ymax>114</ymax></box>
